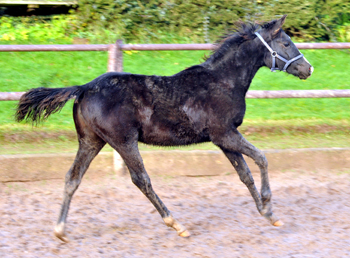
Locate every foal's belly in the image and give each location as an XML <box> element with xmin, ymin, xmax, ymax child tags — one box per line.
<box><xmin>138</xmin><ymin>123</ymin><xmax>210</xmax><ymax>146</ymax></box>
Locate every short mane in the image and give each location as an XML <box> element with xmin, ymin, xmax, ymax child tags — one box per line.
<box><xmin>203</xmin><ymin>19</ymin><xmax>278</xmax><ymax>64</ymax></box>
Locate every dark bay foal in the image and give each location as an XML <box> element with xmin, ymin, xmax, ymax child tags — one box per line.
<box><xmin>16</xmin><ymin>15</ymin><xmax>313</xmax><ymax>242</ymax></box>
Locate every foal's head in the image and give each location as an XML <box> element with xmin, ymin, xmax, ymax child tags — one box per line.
<box><xmin>257</xmin><ymin>15</ymin><xmax>313</xmax><ymax>79</ymax></box>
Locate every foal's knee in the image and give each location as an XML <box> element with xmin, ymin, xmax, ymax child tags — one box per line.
<box><xmin>255</xmin><ymin>152</ymin><xmax>268</xmax><ymax>169</ymax></box>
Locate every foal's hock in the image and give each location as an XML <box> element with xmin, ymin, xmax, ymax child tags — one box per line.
<box><xmin>16</xmin><ymin>15</ymin><xmax>313</xmax><ymax>242</ymax></box>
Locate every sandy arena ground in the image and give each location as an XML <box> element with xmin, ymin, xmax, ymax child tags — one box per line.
<box><xmin>1</xmin><ymin>169</ymin><xmax>350</xmax><ymax>257</ymax></box>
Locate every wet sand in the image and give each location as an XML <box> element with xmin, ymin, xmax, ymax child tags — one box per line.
<box><xmin>1</xmin><ymin>170</ymin><xmax>350</xmax><ymax>257</ymax></box>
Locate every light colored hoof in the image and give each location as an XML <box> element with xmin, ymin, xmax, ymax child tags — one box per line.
<box><xmin>273</xmin><ymin>220</ymin><xmax>284</xmax><ymax>227</ymax></box>
<box><xmin>263</xmin><ymin>212</ymin><xmax>282</xmax><ymax>227</ymax></box>
<box><xmin>163</xmin><ymin>215</ymin><xmax>190</xmax><ymax>238</ymax></box>
<box><xmin>179</xmin><ymin>230</ymin><xmax>191</xmax><ymax>238</ymax></box>
<box><xmin>54</xmin><ymin>231</ymin><xmax>69</xmax><ymax>243</ymax></box>
<box><xmin>54</xmin><ymin>223</ymin><xmax>69</xmax><ymax>243</ymax></box>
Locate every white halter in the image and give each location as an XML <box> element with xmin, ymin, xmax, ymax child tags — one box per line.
<box><xmin>254</xmin><ymin>32</ymin><xmax>304</xmax><ymax>72</ymax></box>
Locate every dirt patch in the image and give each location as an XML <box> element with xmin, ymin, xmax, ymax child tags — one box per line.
<box><xmin>1</xmin><ymin>170</ymin><xmax>350</xmax><ymax>257</ymax></box>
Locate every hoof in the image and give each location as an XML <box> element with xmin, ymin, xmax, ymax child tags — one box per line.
<box><xmin>54</xmin><ymin>232</ymin><xmax>69</xmax><ymax>243</ymax></box>
<box><xmin>163</xmin><ymin>215</ymin><xmax>190</xmax><ymax>238</ymax></box>
<box><xmin>54</xmin><ymin>223</ymin><xmax>69</xmax><ymax>243</ymax></box>
<box><xmin>273</xmin><ymin>220</ymin><xmax>284</xmax><ymax>227</ymax></box>
<box><xmin>179</xmin><ymin>230</ymin><xmax>191</xmax><ymax>238</ymax></box>
<box><xmin>262</xmin><ymin>212</ymin><xmax>283</xmax><ymax>227</ymax></box>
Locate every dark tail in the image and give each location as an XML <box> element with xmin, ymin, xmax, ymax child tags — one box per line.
<box><xmin>15</xmin><ymin>86</ymin><xmax>84</xmax><ymax>124</ymax></box>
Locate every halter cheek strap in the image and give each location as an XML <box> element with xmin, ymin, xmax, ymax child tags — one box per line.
<box><xmin>254</xmin><ymin>32</ymin><xmax>303</xmax><ymax>72</ymax></box>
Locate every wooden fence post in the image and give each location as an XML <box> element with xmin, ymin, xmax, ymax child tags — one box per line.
<box><xmin>116</xmin><ymin>39</ymin><xmax>123</xmax><ymax>72</ymax></box>
<box><xmin>108</xmin><ymin>40</ymin><xmax>126</xmax><ymax>175</ymax></box>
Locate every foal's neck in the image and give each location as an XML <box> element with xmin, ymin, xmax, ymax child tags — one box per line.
<box><xmin>205</xmin><ymin>39</ymin><xmax>264</xmax><ymax>91</ymax></box>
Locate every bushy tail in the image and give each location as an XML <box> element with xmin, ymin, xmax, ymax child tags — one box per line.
<box><xmin>15</xmin><ymin>86</ymin><xmax>84</xmax><ymax>124</ymax></box>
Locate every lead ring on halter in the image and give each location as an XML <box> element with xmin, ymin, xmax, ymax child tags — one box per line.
<box><xmin>254</xmin><ymin>32</ymin><xmax>304</xmax><ymax>72</ymax></box>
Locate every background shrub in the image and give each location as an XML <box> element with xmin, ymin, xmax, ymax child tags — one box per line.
<box><xmin>73</xmin><ymin>0</ymin><xmax>350</xmax><ymax>43</ymax></box>
<box><xmin>0</xmin><ymin>0</ymin><xmax>349</xmax><ymax>43</ymax></box>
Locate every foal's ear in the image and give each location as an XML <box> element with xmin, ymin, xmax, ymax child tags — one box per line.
<box><xmin>270</xmin><ymin>14</ymin><xmax>287</xmax><ymax>37</ymax></box>
<box><xmin>277</xmin><ymin>14</ymin><xmax>287</xmax><ymax>27</ymax></box>
<box><xmin>272</xmin><ymin>14</ymin><xmax>287</xmax><ymax>34</ymax></box>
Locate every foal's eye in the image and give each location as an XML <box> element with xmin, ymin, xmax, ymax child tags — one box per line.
<box><xmin>283</xmin><ymin>42</ymin><xmax>290</xmax><ymax>47</ymax></box>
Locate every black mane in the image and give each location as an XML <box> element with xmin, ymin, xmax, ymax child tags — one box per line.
<box><xmin>204</xmin><ymin>19</ymin><xmax>279</xmax><ymax>64</ymax></box>
<box><xmin>203</xmin><ymin>22</ymin><xmax>258</xmax><ymax>63</ymax></box>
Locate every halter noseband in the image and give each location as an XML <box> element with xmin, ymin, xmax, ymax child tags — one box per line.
<box><xmin>254</xmin><ymin>32</ymin><xmax>303</xmax><ymax>72</ymax></box>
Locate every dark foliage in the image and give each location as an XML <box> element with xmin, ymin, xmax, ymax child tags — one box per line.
<box><xmin>73</xmin><ymin>0</ymin><xmax>350</xmax><ymax>42</ymax></box>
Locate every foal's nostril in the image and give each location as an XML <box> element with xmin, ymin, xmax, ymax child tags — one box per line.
<box><xmin>309</xmin><ymin>66</ymin><xmax>314</xmax><ymax>75</ymax></box>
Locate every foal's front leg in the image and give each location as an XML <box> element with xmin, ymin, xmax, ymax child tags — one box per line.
<box><xmin>214</xmin><ymin>129</ymin><xmax>283</xmax><ymax>226</ymax></box>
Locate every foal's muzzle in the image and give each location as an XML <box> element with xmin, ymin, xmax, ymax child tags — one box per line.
<box><xmin>296</xmin><ymin>57</ymin><xmax>314</xmax><ymax>79</ymax></box>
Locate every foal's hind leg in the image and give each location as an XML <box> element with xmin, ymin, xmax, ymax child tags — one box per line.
<box><xmin>214</xmin><ymin>129</ymin><xmax>282</xmax><ymax>226</ymax></box>
<box><xmin>54</xmin><ymin>137</ymin><xmax>105</xmax><ymax>242</ymax></box>
<box><xmin>110</xmin><ymin>140</ymin><xmax>190</xmax><ymax>237</ymax></box>
<box><xmin>54</xmin><ymin>110</ymin><xmax>106</xmax><ymax>242</ymax></box>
